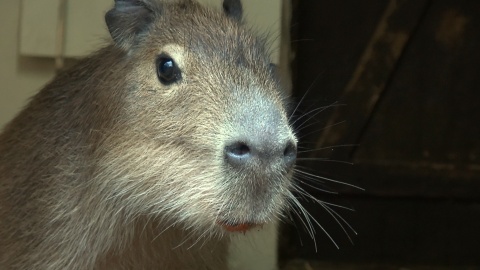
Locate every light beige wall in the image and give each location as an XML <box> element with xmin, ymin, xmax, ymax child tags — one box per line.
<box><xmin>0</xmin><ymin>1</ymin><xmax>57</xmax><ymax>129</ymax></box>
<box><xmin>1</xmin><ymin>0</ymin><xmax>286</xmax><ymax>130</ymax></box>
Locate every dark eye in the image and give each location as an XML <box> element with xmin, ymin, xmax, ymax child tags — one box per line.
<box><xmin>156</xmin><ymin>54</ymin><xmax>181</xmax><ymax>85</ymax></box>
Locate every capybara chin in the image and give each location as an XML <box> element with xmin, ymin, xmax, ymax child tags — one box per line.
<box><xmin>0</xmin><ymin>0</ymin><xmax>297</xmax><ymax>268</ymax></box>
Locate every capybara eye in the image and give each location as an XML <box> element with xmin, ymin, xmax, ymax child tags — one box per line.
<box><xmin>156</xmin><ymin>55</ymin><xmax>181</xmax><ymax>85</ymax></box>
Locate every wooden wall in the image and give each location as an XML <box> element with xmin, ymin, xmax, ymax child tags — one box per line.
<box><xmin>281</xmin><ymin>0</ymin><xmax>480</xmax><ymax>268</ymax></box>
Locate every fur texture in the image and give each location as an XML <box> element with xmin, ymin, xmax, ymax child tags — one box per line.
<box><xmin>0</xmin><ymin>1</ymin><xmax>296</xmax><ymax>269</ymax></box>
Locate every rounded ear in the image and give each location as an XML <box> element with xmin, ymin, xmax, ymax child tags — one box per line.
<box><xmin>105</xmin><ymin>0</ymin><xmax>158</xmax><ymax>50</ymax></box>
<box><xmin>223</xmin><ymin>0</ymin><xmax>243</xmax><ymax>21</ymax></box>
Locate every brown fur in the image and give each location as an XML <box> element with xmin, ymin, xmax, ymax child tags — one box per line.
<box><xmin>0</xmin><ymin>1</ymin><xmax>296</xmax><ymax>269</ymax></box>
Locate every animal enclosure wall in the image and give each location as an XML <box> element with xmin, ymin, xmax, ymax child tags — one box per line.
<box><xmin>281</xmin><ymin>0</ymin><xmax>480</xmax><ymax>268</ymax></box>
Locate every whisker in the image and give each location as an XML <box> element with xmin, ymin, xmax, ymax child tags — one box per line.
<box><xmin>288</xmin><ymin>194</ymin><xmax>316</xmax><ymax>237</ymax></box>
<box><xmin>321</xmin><ymin>202</ymin><xmax>358</xmax><ymax>235</ymax></box>
<box><xmin>299</xmin><ymin>121</ymin><xmax>346</xmax><ymax>143</ymax></box>
<box><xmin>294</xmin><ymin>103</ymin><xmax>344</xmax><ymax>131</ymax></box>
<box><xmin>288</xmin><ymin>196</ymin><xmax>318</xmax><ymax>252</ymax></box>
<box><xmin>285</xmin><ymin>212</ymin><xmax>306</xmax><ymax>248</ymax></box>
<box><xmin>315</xmin><ymin>200</ymin><xmax>355</xmax><ymax>212</ymax></box>
<box><xmin>294</xmin><ymin>165</ymin><xmax>331</xmax><ymax>185</ymax></box>
<box><xmin>296</xmin><ymin>120</ymin><xmax>347</xmax><ymax>139</ymax></box>
<box><xmin>293</xmin><ymin>176</ymin><xmax>338</xmax><ymax>194</ymax></box>
<box><xmin>296</xmin><ymin>158</ymin><xmax>354</xmax><ymax>166</ymax></box>
<box><xmin>298</xmin><ymin>144</ymin><xmax>359</xmax><ymax>154</ymax></box>
<box><xmin>294</xmin><ymin>169</ymin><xmax>364</xmax><ymax>191</ymax></box>
<box><xmin>319</xmin><ymin>201</ymin><xmax>354</xmax><ymax>244</ymax></box>
<box><xmin>288</xmin><ymin>72</ymin><xmax>324</xmax><ymax>121</ymax></box>
<box><xmin>290</xmin><ymin>102</ymin><xmax>341</xmax><ymax>128</ymax></box>
<box><xmin>292</xmin><ymin>183</ymin><xmax>354</xmax><ymax>212</ymax></box>
<box><xmin>287</xmin><ymin>202</ymin><xmax>315</xmax><ymax>245</ymax></box>
<box><xmin>303</xmin><ymin>206</ymin><xmax>339</xmax><ymax>249</ymax></box>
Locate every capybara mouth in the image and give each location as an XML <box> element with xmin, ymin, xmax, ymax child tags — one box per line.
<box><xmin>216</xmin><ymin>220</ymin><xmax>261</xmax><ymax>233</ymax></box>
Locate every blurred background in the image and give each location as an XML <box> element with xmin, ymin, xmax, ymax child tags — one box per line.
<box><xmin>281</xmin><ymin>0</ymin><xmax>480</xmax><ymax>269</ymax></box>
<box><xmin>1</xmin><ymin>0</ymin><xmax>480</xmax><ymax>269</ymax></box>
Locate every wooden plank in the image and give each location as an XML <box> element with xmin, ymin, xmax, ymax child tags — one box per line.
<box><xmin>282</xmin><ymin>260</ymin><xmax>460</xmax><ymax>270</ymax></box>
<box><xmin>279</xmin><ymin>197</ymin><xmax>480</xmax><ymax>267</ymax></box>
<box><xmin>292</xmin><ymin>0</ymin><xmax>480</xmax><ymax>198</ymax></box>
<box><xmin>291</xmin><ymin>0</ymin><xmax>389</xmax><ymax>125</ymax></box>
<box><xmin>356</xmin><ymin>161</ymin><xmax>480</xmax><ymax>198</ymax></box>
<box><xmin>284</xmin><ymin>0</ymin><xmax>480</xmax><ymax>267</ymax></box>
<box><xmin>355</xmin><ymin>0</ymin><xmax>480</xmax><ymax>165</ymax></box>
<box><xmin>294</xmin><ymin>160</ymin><xmax>480</xmax><ymax>199</ymax></box>
<box><xmin>310</xmin><ymin>0</ymin><xmax>430</xmax><ymax>161</ymax></box>
<box><xmin>20</xmin><ymin>0</ymin><xmax>61</xmax><ymax>57</ymax></box>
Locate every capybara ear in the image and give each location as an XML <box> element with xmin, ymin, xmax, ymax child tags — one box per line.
<box><xmin>105</xmin><ymin>0</ymin><xmax>157</xmax><ymax>50</ymax></box>
<box><xmin>223</xmin><ymin>0</ymin><xmax>243</xmax><ymax>22</ymax></box>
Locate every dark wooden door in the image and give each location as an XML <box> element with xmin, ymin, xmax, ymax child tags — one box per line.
<box><xmin>281</xmin><ymin>0</ymin><xmax>480</xmax><ymax>268</ymax></box>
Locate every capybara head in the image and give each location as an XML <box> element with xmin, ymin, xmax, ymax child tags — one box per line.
<box><xmin>96</xmin><ymin>0</ymin><xmax>297</xmax><ymax>235</ymax></box>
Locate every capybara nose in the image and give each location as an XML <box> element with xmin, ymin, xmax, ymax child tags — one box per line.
<box><xmin>224</xmin><ymin>138</ymin><xmax>297</xmax><ymax>169</ymax></box>
<box><xmin>282</xmin><ymin>140</ymin><xmax>297</xmax><ymax>168</ymax></box>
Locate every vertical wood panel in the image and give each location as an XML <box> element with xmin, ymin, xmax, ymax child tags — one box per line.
<box><xmin>284</xmin><ymin>0</ymin><xmax>480</xmax><ymax>267</ymax></box>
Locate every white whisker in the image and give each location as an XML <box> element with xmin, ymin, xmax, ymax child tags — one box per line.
<box><xmin>292</xmin><ymin>176</ymin><xmax>339</xmax><ymax>194</ymax></box>
<box><xmin>294</xmin><ymin>169</ymin><xmax>364</xmax><ymax>190</ymax></box>
<box><xmin>288</xmin><ymin>72</ymin><xmax>325</xmax><ymax>122</ymax></box>
<box><xmin>319</xmin><ymin>202</ymin><xmax>354</xmax><ymax>244</ymax></box>
<box><xmin>297</xmin><ymin>144</ymin><xmax>359</xmax><ymax>154</ymax></box>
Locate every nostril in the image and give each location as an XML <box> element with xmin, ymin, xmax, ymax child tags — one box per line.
<box><xmin>225</xmin><ymin>142</ymin><xmax>251</xmax><ymax>166</ymax></box>
<box><xmin>283</xmin><ymin>141</ymin><xmax>297</xmax><ymax>167</ymax></box>
<box><xmin>227</xmin><ymin>142</ymin><xmax>250</xmax><ymax>156</ymax></box>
